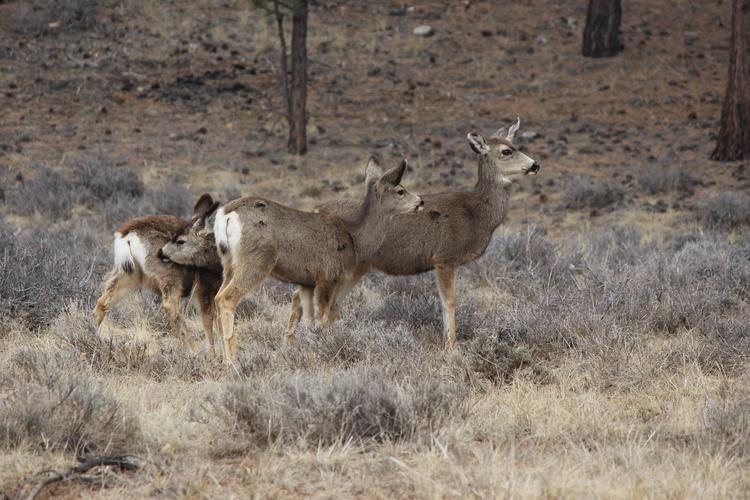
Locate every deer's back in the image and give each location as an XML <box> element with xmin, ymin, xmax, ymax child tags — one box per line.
<box><xmin>228</xmin><ymin>197</ymin><xmax>356</xmax><ymax>286</ymax></box>
<box><xmin>118</xmin><ymin>215</ymin><xmax>188</xmax><ymax>240</ymax></box>
<box><xmin>116</xmin><ymin>215</ymin><xmax>195</xmax><ymax>295</ymax></box>
<box><xmin>320</xmin><ymin>191</ymin><xmax>497</xmax><ymax>275</ymax></box>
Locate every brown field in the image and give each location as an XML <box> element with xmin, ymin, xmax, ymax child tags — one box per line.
<box><xmin>1</xmin><ymin>0</ymin><xmax>750</xmax><ymax>498</ymax></box>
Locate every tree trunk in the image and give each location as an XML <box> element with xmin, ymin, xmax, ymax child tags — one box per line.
<box><xmin>582</xmin><ymin>0</ymin><xmax>622</xmax><ymax>58</ymax></box>
<box><xmin>288</xmin><ymin>0</ymin><xmax>308</xmax><ymax>155</ymax></box>
<box><xmin>713</xmin><ymin>0</ymin><xmax>750</xmax><ymax>161</ymax></box>
<box><xmin>273</xmin><ymin>1</ymin><xmax>292</xmax><ymax>133</ymax></box>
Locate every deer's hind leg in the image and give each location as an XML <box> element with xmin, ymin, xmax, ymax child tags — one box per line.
<box><xmin>328</xmin><ymin>262</ymin><xmax>371</xmax><ymax>322</ymax></box>
<box><xmin>195</xmin><ymin>272</ymin><xmax>221</xmax><ymax>357</ymax></box>
<box><xmin>94</xmin><ymin>269</ymin><xmax>138</xmax><ymax>328</ymax></box>
<box><xmin>215</xmin><ymin>249</ymin><xmax>276</xmax><ymax>365</ymax></box>
<box><xmin>160</xmin><ymin>284</ymin><xmax>195</xmax><ymax>350</ymax></box>
<box><xmin>285</xmin><ymin>285</ymin><xmax>313</xmax><ymax>342</ymax></box>
<box><xmin>313</xmin><ymin>280</ymin><xmax>340</xmax><ymax>328</ymax></box>
<box><xmin>435</xmin><ymin>264</ymin><xmax>458</xmax><ymax>351</ymax></box>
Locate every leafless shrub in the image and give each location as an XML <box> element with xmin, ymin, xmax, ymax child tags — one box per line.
<box><xmin>467</xmin><ymin>330</ymin><xmax>540</xmax><ymax>385</ymax></box>
<box><xmin>695</xmin><ymin>317</ymin><xmax>750</xmax><ymax>373</ymax></box>
<box><xmin>4</xmin><ymin>161</ymin><xmax>144</xmax><ymax>222</ymax></box>
<box><xmin>4</xmin><ymin>166</ymin><xmax>76</xmax><ymax>220</ymax></box>
<box><xmin>475</xmin><ymin>226</ymin><xmax>558</xmax><ymax>284</ymax></box>
<box><xmin>704</xmin><ymin>377</ymin><xmax>750</xmax><ymax>458</ymax></box>
<box><xmin>1</xmin><ymin>349</ymin><xmax>142</xmax><ymax>454</ymax></box>
<box><xmin>71</xmin><ymin>159</ymin><xmax>144</xmax><ymax>205</ymax></box>
<box><xmin>212</xmin><ymin>365</ymin><xmax>465</xmax><ymax>449</ymax></box>
<box><xmin>3</xmin><ymin>160</ymin><xmax>199</xmax><ymax>230</ymax></box>
<box><xmin>466</xmin><ymin>225</ymin><xmax>750</xmax><ymax>378</ymax></box>
<box><xmin>145</xmin><ymin>181</ymin><xmax>193</xmax><ymax>219</ymax></box>
<box><xmin>51</xmin><ymin>305</ymin><xmax>215</xmax><ymax>381</ymax></box>
<box><xmin>637</xmin><ymin>166</ymin><xmax>699</xmax><ymax>196</ymax></box>
<box><xmin>564</xmin><ymin>175</ymin><xmax>625</xmax><ymax>211</ymax></box>
<box><xmin>0</xmin><ymin>220</ymin><xmax>107</xmax><ymax>327</ymax></box>
<box><xmin>694</xmin><ymin>192</ymin><xmax>750</xmax><ymax>231</ymax></box>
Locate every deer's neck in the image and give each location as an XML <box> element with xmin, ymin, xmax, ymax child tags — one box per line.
<box><xmin>200</xmin><ymin>211</ymin><xmax>224</xmax><ymax>272</ymax></box>
<box><xmin>471</xmin><ymin>156</ymin><xmax>511</xmax><ymax>231</ymax></box>
<box><xmin>345</xmin><ymin>195</ymin><xmax>388</xmax><ymax>261</ymax></box>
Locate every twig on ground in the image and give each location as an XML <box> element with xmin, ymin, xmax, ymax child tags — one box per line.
<box><xmin>24</xmin><ymin>455</ymin><xmax>139</xmax><ymax>500</ymax></box>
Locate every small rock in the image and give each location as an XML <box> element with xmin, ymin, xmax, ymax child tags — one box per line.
<box><xmin>413</xmin><ymin>25</ymin><xmax>434</xmax><ymax>37</ymax></box>
<box><xmin>535</xmin><ymin>35</ymin><xmax>547</xmax><ymax>44</ymax></box>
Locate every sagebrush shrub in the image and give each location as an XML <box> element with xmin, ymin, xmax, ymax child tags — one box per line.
<box><xmin>1</xmin><ymin>349</ymin><xmax>142</xmax><ymax>454</ymax></box>
<box><xmin>695</xmin><ymin>192</ymin><xmax>750</xmax><ymax>231</ymax></box>
<box><xmin>213</xmin><ymin>365</ymin><xmax>466</xmax><ymax>449</ymax></box>
<box><xmin>637</xmin><ymin>166</ymin><xmax>699</xmax><ymax>196</ymax></box>
<box><xmin>564</xmin><ymin>175</ymin><xmax>625</xmax><ymax>210</ymax></box>
<box><xmin>0</xmin><ymin>219</ymin><xmax>107</xmax><ymax>327</ymax></box>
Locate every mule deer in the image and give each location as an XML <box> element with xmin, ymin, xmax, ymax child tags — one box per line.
<box><xmin>93</xmin><ymin>199</ymin><xmax>222</xmax><ymax>355</ymax></box>
<box><xmin>160</xmin><ymin>156</ymin><xmax>422</xmax><ymax>364</ymax></box>
<box><xmin>300</xmin><ymin>118</ymin><xmax>540</xmax><ymax>350</ymax></box>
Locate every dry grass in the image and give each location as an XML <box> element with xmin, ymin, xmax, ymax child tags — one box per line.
<box><xmin>2</xmin><ymin>214</ymin><xmax>750</xmax><ymax>497</ymax></box>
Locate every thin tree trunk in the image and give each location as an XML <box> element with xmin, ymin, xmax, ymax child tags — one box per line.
<box><xmin>713</xmin><ymin>0</ymin><xmax>750</xmax><ymax>161</ymax></box>
<box><xmin>288</xmin><ymin>0</ymin><xmax>308</xmax><ymax>155</ymax></box>
<box><xmin>582</xmin><ymin>0</ymin><xmax>622</xmax><ymax>58</ymax></box>
<box><xmin>273</xmin><ymin>1</ymin><xmax>292</xmax><ymax>133</ymax></box>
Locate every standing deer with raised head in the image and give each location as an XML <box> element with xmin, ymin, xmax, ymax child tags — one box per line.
<box><xmin>160</xmin><ymin>156</ymin><xmax>422</xmax><ymax>364</ymax></box>
<box><xmin>93</xmin><ymin>198</ymin><xmax>222</xmax><ymax>355</ymax></box>
<box><xmin>297</xmin><ymin>118</ymin><xmax>540</xmax><ymax>349</ymax></box>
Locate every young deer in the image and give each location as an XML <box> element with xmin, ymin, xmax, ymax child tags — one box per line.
<box><xmin>298</xmin><ymin>118</ymin><xmax>540</xmax><ymax>350</ymax></box>
<box><xmin>160</xmin><ymin>156</ymin><xmax>422</xmax><ymax>364</ymax></box>
<box><xmin>93</xmin><ymin>200</ymin><xmax>222</xmax><ymax>354</ymax></box>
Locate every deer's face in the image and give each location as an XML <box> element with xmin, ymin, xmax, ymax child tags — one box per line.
<box><xmin>377</xmin><ymin>181</ymin><xmax>423</xmax><ymax>215</ymax></box>
<box><xmin>161</xmin><ymin>223</ymin><xmax>215</xmax><ymax>267</ymax></box>
<box><xmin>365</xmin><ymin>156</ymin><xmax>423</xmax><ymax>216</ymax></box>
<box><xmin>159</xmin><ymin>194</ymin><xmax>222</xmax><ymax>271</ymax></box>
<box><xmin>467</xmin><ymin>118</ymin><xmax>540</xmax><ymax>184</ymax></box>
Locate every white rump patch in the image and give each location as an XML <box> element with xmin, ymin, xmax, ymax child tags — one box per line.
<box><xmin>113</xmin><ymin>231</ymin><xmax>147</xmax><ymax>274</ymax></box>
<box><xmin>214</xmin><ymin>207</ymin><xmax>228</xmax><ymax>251</ymax></box>
<box><xmin>225</xmin><ymin>211</ymin><xmax>242</xmax><ymax>266</ymax></box>
<box><xmin>214</xmin><ymin>206</ymin><xmax>242</xmax><ymax>266</ymax></box>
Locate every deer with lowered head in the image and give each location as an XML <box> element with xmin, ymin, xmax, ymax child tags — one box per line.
<box><xmin>93</xmin><ymin>201</ymin><xmax>223</xmax><ymax>355</ymax></box>
<box><xmin>291</xmin><ymin>118</ymin><xmax>540</xmax><ymax>350</ymax></box>
<box><xmin>160</xmin><ymin>155</ymin><xmax>423</xmax><ymax>364</ymax></box>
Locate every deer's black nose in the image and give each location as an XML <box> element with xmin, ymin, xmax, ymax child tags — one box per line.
<box><xmin>529</xmin><ymin>162</ymin><xmax>540</xmax><ymax>174</ymax></box>
<box><xmin>157</xmin><ymin>248</ymin><xmax>170</xmax><ymax>263</ymax></box>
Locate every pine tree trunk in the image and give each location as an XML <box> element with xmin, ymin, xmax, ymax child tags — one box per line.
<box><xmin>273</xmin><ymin>1</ymin><xmax>292</xmax><ymax>133</ymax></box>
<box><xmin>582</xmin><ymin>0</ymin><xmax>622</xmax><ymax>58</ymax></box>
<box><xmin>713</xmin><ymin>0</ymin><xmax>750</xmax><ymax>161</ymax></box>
<box><xmin>288</xmin><ymin>0</ymin><xmax>308</xmax><ymax>155</ymax></box>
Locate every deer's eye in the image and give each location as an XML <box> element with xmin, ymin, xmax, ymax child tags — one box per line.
<box><xmin>501</xmin><ymin>148</ymin><xmax>513</xmax><ymax>157</ymax></box>
<box><xmin>176</xmin><ymin>238</ymin><xmax>186</xmax><ymax>245</ymax></box>
<box><xmin>396</xmin><ymin>188</ymin><xmax>405</xmax><ymax>196</ymax></box>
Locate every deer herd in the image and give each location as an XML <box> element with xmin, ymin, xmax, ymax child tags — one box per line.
<box><xmin>93</xmin><ymin>119</ymin><xmax>540</xmax><ymax>365</ymax></box>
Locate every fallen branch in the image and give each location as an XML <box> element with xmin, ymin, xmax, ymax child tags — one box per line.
<box><xmin>25</xmin><ymin>455</ymin><xmax>139</xmax><ymax>500</ymax></box>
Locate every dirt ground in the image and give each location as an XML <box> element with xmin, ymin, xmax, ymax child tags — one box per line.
<box><xmin>1</xmin><ymin>0</ymin><xmax>745</xmax><ymax>213</ymax></box>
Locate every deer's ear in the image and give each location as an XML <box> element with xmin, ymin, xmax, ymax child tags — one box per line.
<box><xmin>193</xmin><ymin>193</ymin><xmax>215</xmax><ymax>218</ymax></box>
<box><xmin>506</xmin><ymin>117</ymin><xmax>521</xmax><ymax>142</ymax></box>
<box><xmin>467</xmin><ymin>133</ymin><xmax>490</xmax><ymax>155</ymax></box>
<box><xmin>365</xmin><ymin>155</ymin><xmax>385</xmax><ymax>187</ymax></box>
<box><xmin>380</xmin><ymin>158</ymin><xmax>407</xmax><ymax>186</ymax></box>
<box><xmin>491</xmin><ymin>117</ymin><xmax>521</xmax><ymax>143</ymax></box>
